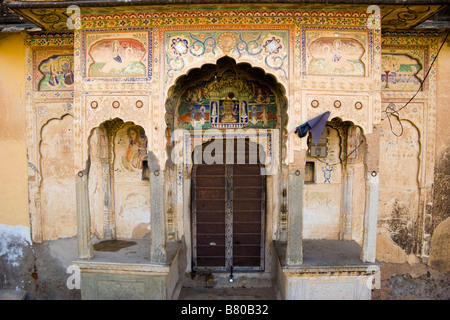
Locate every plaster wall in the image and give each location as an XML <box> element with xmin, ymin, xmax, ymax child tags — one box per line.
<box><xmin>429</xmin><ymin>41</ymin><xmax>450</xmax><ymax>273</ymax></box>
<box><xmin>40</xmin><ymin>115</ymin><xmax>77</xmax><ymax>240</ymax></box>
<box><xmin>303</xmin><ymin>128</ymin><xmax>342</xmax><ymax>240</ymax></box>
<box><xmin>376</xmin><ymin>32</ymin><xmax>442</xmax><ymax>266</ymax></box>
<box><xmin>0</xmin><ymin>32</ymin><xmax>29</xmax><ymax>228</ymax></box>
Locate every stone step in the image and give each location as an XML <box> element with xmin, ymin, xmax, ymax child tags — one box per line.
<box><xmin>183</xmin><ymin>271</ymin><xmax>273</xmax><ymax>289</ymax></box>
<box><xmin>178</xmin><ymin>287</ymin><xmax>277</xmax><ymax>300</ymax></box>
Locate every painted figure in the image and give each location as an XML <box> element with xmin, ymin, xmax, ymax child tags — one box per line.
<box><xmin>308</xmin><ymin>37</ymin><xmax>365</xmax><ymax>76</ymax></box>
<box><xmin>249</xmin><ymin>104</ymin><xmax>258</xmax><ymax>125</ymax></box>
<box><xmin>189</xmin><ymin>106</ymin><xmax>197</xmax><ymax>126</ymax></box>
<box><xmin>199</xmin><ymin>106</ymin><xmax>206</xmax><ymax>126</ymax></box>
<box><xmin>48</xmin><ymin>63</ymin><xmax>59</xmax><ymax>87</ymax></box>
<box><xmin>322</xmin><ymin>163</ymin><xmax>334</xmax><ymax>183</ymax></box>
<box><xmin>38</xmin><ymin>54</ymin><xmax>74</xmax><ymax>91</ymax></box>
<box><xmin>62</xmin><ymin>61</ymin><xmax>74</xmax><ymax>85</ymax></box>
<box><xmin>88</xmin><ymin>38</ymin><xmax>146</xmax><ymax>77</ymax></box>
<box><xmin>261</xmin><ymin>106</ymin><xmax>268</xmax><ymax>127</ymax></box>
<box><xmin>112</xmin><ymin>40</ymin><xmax>123</xmax><ymax>63</ymax></box>
<box><xmin>122</xmin><ymin>126</ymin><xmax>147</xmax><ymax>171</ymax></box>
<box><xmin>210</xmin><ymin>101</ymin><xmax>218</xmax><ymax>124</ymax></box>
<box><xmin>220</xmin><ymin>99</ymin><xmax>238</xmax><ymax>123</ymax></box>
<box><xmin>240</xmin><ymin>101</ymin><xmax>248</xmax><ymax>123</ymax></box>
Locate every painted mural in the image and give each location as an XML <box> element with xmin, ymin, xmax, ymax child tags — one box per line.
<box><xmin>176</xmin><ymin>72</ymin><xmax>278</xmax><ymax>130</ymax></box>
<box><xmin>303</xmin><ymin>28</ymin><xmax>371</xmax><ymax>79</ymax></box>
<box><xmin>308</xmin><ymin>37</ymin><xmax>365</xmax><ymax>76</ymax></box>
<box><xmin>114</xmin><ymin>124</ymin><xmax>148</xmax><ymax>176</ymax></box>
<box><xmin>83</xmin><ymin>30</ymin><xmax>151</xmax><ymax>80</ymax></box>
<box><xmin>164</xmin><ymin>30</ymin><xmax>289</xmax><ymax>85</ymax></box>
<box><xmin>38</xmin><ymin>54</ymin><xmax>74</xmax><ymax>90</ymax></box>
<box><xmin>381</xmin><ymin>54</ymin><xmax>422</xmax><ymax>91</ymax></box>
<box><xmin>111</xmin><ymin>123</ymin><xmax>151</xmax><ymax>239</ymax></box>
<box><xmin>88</xmin><ymin>39</ymin><xmax>146</xmax><ymax>77</ymax></box>
<box><xmin>32</xmin><ymin>46</ymin><xmax>74</xmax><ymax>92</ymax></box>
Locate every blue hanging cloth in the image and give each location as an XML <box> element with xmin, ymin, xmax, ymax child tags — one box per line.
<box><xmin>295</xmin><ymin>111</ymin><xmax>331</xmax><ymax>146</ymax></box>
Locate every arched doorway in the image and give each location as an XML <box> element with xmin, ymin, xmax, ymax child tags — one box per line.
<box><xmin>191</xmin><ymin>138</ymin><xmax>266</xmax><ymax>272</ymax></box>
<box><xmin>165</xmin><ymin>56</ymin><xmax>288</xmax><ymax>274</ymax></box>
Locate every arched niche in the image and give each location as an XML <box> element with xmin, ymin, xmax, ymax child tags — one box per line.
<box><xmin>86</xmin><ymin>118</ymin><xmax>151</xmax><ymax>241</ymax></box>
<box><xmin>39</xmin><ymin>114</ymin><xmax>77</xmax><ymax>241</ymax></box>
<box><xmin>303</xmin><ymin>117</ymin><xmax>368</xmax><ymax>243</ymax></box>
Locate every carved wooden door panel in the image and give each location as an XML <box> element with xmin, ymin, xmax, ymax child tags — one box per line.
<box><xmin>192</xmin><ymin>164</ymin><xmax>227</xmax><ymax>269</ymax></box>
<box><xmin>192</xmin><ymin>161</ymin><xmax>265</xmax><ymax>272</ymax></box>
<box><xmin>232</xmin><ymin>164</ymin><xmax>264</xmax><ymax>269</ymax></box>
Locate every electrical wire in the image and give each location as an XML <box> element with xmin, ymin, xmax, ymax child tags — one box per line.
<box><xmin>316</xmin><ymin>139</ymin><xmax>365</xmax><ymax>167</ymax></box>
<box><xmin>382</xmin><ymin>29</ymin><xmax>450</xmax><ymax>137</ymax></box>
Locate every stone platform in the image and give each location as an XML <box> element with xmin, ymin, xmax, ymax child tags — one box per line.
<box><xmin>273</xmin><ymin>239</ymin><xmax>380</xmax><ymax>300</ymax></box>
<box><xmin>73</xmin><ymin>239</ymin><xmax>186</xmax><ymax>300</ymax></box>
<box><xmin>72</xmin><ymin>238</ymin><xmax>379</xmax><ymax>300</ymax></box>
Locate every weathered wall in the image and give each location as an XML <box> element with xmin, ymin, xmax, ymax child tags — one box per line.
<box><xmin>113</xmin><ymin>123</ymin><xmax>151</xmax><ymax>239</ymax></box>
<box><xmin>429</xmin><ymin>39</ymin><xmax>450</xmax><ymax>273</ymax></box>
<box><xmin>0</xmin><ymin>32</ymin><xmax>29</xmax><ymax>228</ymax></box>
<box><xmin>40</xmin><ymin>115</ymin><xmax>77</xmax><ymax>240</ymax></box>
<box><xmin>376</xmin><ymin>31</ymin><xmax>441</xmax><ymax>266</ymax></box>
<box><xmin>0</xmin><ymin>33</ymin><xmax>80</xmax><ymax>298</ymax></box>
<box><xmin>304</xmin><ymin>127</ymin><xmax>342</xmax><ymax>239</ymax></box>
<box><xmin>0</xmin><ymin>224</ymin><xmax>81</xmax><ymax>299</ymax></box>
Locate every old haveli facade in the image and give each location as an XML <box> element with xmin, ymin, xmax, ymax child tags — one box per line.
<box><xmin>0</xmin><ymin>0</ymin><xmax>449</xmax><ymax>300</ymax></box>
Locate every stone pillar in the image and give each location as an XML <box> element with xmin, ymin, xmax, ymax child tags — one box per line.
<box><xmin>150</xmin><ymin>170</ymin><xmax>167</xmax><ymax>263</ymax></box>
<box><xmin>361</xmin><ymin>172</ymin><xmax>380</xmax><ymax>263</ymax></box>
<box><xmin>101</xmin><ymin>161</ymin><xmax>115</xmax><ymax>239</ymax></box>
<box><xmin>285</xmin><ymin>150</ymin><xmax>305</xmax><ymax>266</ymax></box>
<box><xmin>340</xmin><ymin>167</ymin><xmax>354</xmax><ymax>241</ymax></box>
<box><xmin>76</xmin><ymin>167</ymin><xmax>93</xmax><ymax>259</ymax></box>
<box><xmin>183</xmin><ymin>172</ymin><xmax>192</xmax><ymax>272</ymax></box>
<box><xmin>360</xmin><ymin>125</ymin><xmax>380</xmax><ymax>263</ymax></box>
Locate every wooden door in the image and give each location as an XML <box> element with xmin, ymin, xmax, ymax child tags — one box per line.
<box><xmin>192</xmin><ymin>139</ymin><xmax>265</xmax><ymax>272</ymax></box>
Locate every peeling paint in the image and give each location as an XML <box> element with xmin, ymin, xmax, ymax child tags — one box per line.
<box><xmin>388</xmin><ymin>200</ymin><xmax>418</xmax><ymax>255</ymax></box>
<box><xmin>431</xmin><ymin>146</ymin><xmax>450</xmax><ymax>235</ymax></box>
<box><xmin>0</xmin><ymin>224</ymin><xmax>31</xmax><ymax>267</ymax></box>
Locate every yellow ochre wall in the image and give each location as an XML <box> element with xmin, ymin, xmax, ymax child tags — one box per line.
<box><xmin>0</xmin><ymin>32</ymin><xmax>30</xmax><ymax>227</ymax></box>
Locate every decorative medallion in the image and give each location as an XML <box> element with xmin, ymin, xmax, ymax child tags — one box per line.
<box><xmin>355</xmin><ymin>101</ymin><xmax>363</xmax><ymax>110</ymax></box>
<box><xmin>263</xmin><ymin>36</ymin><xmax>283</xmax><ymax>55</ymax></box>
<box><xmin>311</xmin><ymin>100</ymin><xmax>319</xmax><ymax>108</ymax></box>
<box><xmin>37</xmin><ymin>105</ymin><xmax>48</xmax><ymax>117</ymax></box>
<box><xmin>136</xmin><ymin>100</ymin><xmax>144</xmax><ymax>108</ymax></box>
<box><xmin>170</xmin><ymin>36</ymin><xmax>189</xmax><ymax>56</ymax></box>
<box><xmin>334</xmin><ymin>100</ymin><xmax>342</xmax><ymax>108</ymax></box>
<box><xmin>90</xmin><ymin>101</ymin><xmax>98</xmax><ymax>109</ymax></box>
<box><xmin>218</xmin><ymin>32</ymin><xmax>237</xmax><ymax>55</ymax></box>
<box><xmin>112</xmin><ymin>101</ymin><xmax>120</xmax><ymax>108</ymax></box>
